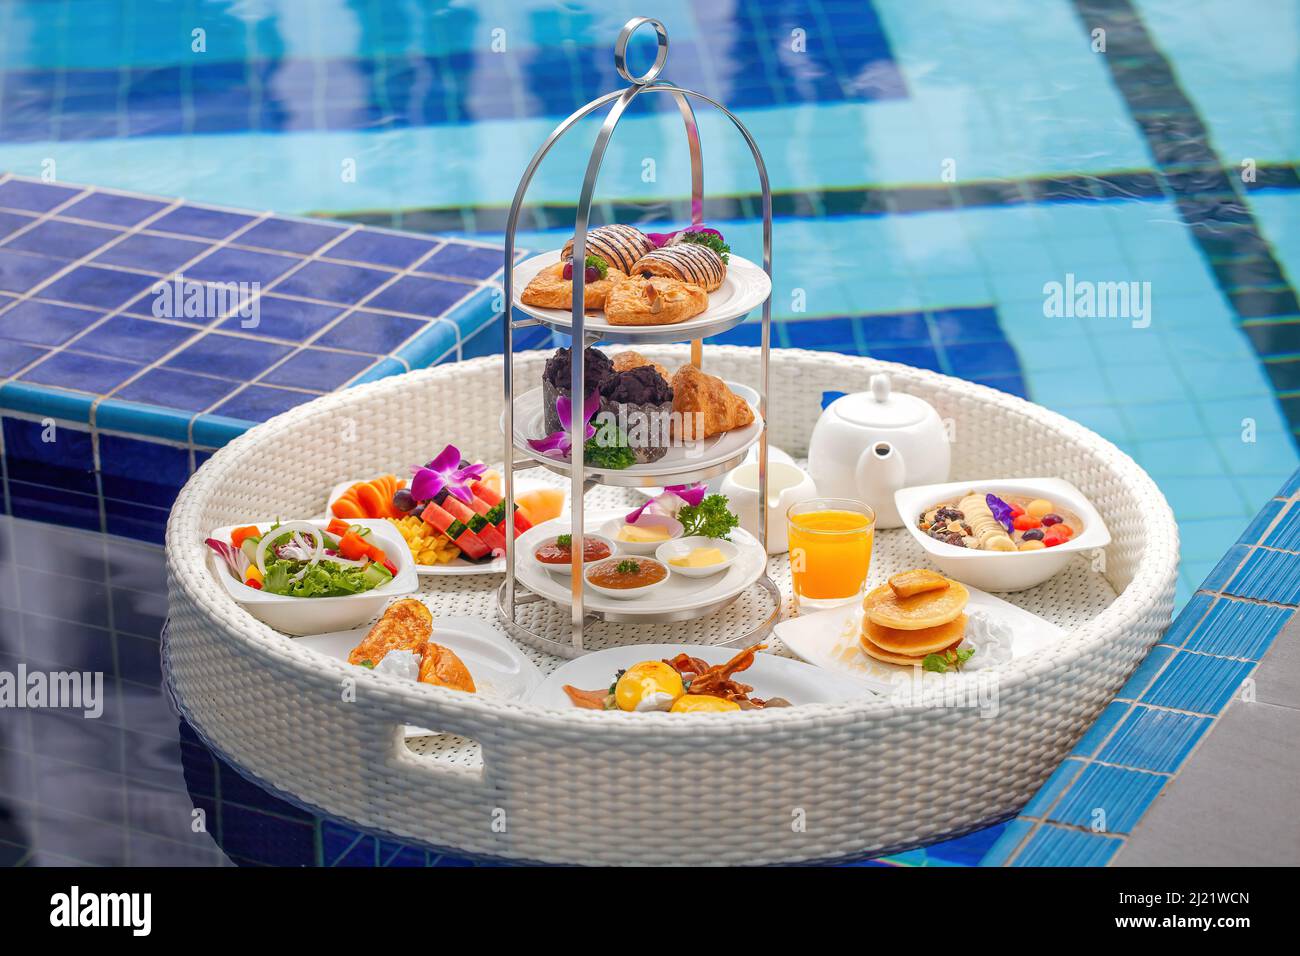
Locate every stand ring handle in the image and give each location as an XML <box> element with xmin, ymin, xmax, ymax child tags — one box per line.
<box><xmin>614</xmin><ymin>17</ymin><xmax>669</xmax><ymax>85</ymax></box>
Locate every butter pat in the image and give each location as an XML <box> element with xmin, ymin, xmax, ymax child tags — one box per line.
<box><xmin>670</xmin><ymin>546</ymin><xmax>725</xmax><ymax>568</ymax></box>
<box><xmin>618</xmin><ymin>523</ymin><xmax>671</xmax><ymax>543</ymax></box>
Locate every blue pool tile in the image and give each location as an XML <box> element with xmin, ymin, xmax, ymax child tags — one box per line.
<box><xmin>38</xmin><ymin>265</ymin><xmax>157</xmax><ymax>309</ymax></box>
<box><xmin>2</xmin><ymin>219</ymin><xmax>119</xmax><ymax>261</ymax></box>
<box><xmin>1047</xmin><ymin>764</ymin><xmax>1167</xmax><ymax>835</ymax></box>
<box><xmin>1011</xmin><ymin>825</ymin><xmax>1122</xmax><ymax>867</ymax></box>
<box><xmin>930</xmin><ymin>306</ymin><xmax>1002</xmax><ymax>343</ymax></box>
<box><xmin>1142</xmin><ymin>651</ymin><xmax>1255</xmax><ymax>714</ymax></box>
<box><xmin>394</xmin><ymin>319</ymin><xmax>460</xmax><ymax>367</ymax></box>
<box><xmin>103</xmin><ymin>497</ymin><xmax>171</xmax><ymax>545</ymax></box>
<box><xmin>218</xmin><ymin>295</ymin><xmax>344</xmax><ymax>341</ymax></box>
<box><xmin>93</xmin><ymin>233</ymin><xmax>210</xmax><ymax>274</ymax></box>
<box><xmin>163</xmin><ymin>333</ymin><xmax>292</xmax><ymax>381</ymax></box>
<box><xmin>0</xmin><ymin>299</ymin><xmax>103</xmax><ymax>347</ymax></box>
<box><xmin>96</xmin><ymin>398</ymin><xmax>193</xmax><ymax>443</ymax></box>
<box><xmin>211</xmin><ymin>385</ymin><xmax>317</xmax><ymax>422</ymax></box>
<box><xmin>945</xmin><ymin>341</ymin><xmax>1020</xmax><ymax>378</ymax></box>
<box><xmin>1238</xmin><ymin>498</ymin><xmax>1284</xmax><ymax>545</ymax></box>
<box><xmin>314</xmin><ymin>310</ymin><xmax>425</xmax><ymax>353</ymax></box>
<box><xmin>1203</xmin><ymin>544</ymin><xmax>1251</xmax><ymax>592</ymax></box>
<box><xmin>1159</xmin><ymin>592</ymin><xmax>1216</xmax><ymax>648</ymax></box>
<box><xmin>0</xmin><ymin>339</ymin><xmax>47</xmax><ymax>376</ymax></box>
<box><xmin>1118</xmin><ymin>644</ymin><xmax>1177</xmax><ymax>700</ymax></box>
<box><xmin>1098</xmin><ymin>705</ymin><xmax>1211</xmax><ymax>774</ymax></box>
<box><xmin>7</xmin><ymin>479</ymin><xmax>100</xmax><ymax>532</ymax></box>
<box><xmin>114</xmin><ymin>367</ymin><xmax>237</xmax><ymax>413</ymax></box>
<box><xmin>1262</xmin><ymin>501</ymin><xmax>1300</xmax><ymax>551</ymax></box>
<box><xmin>1073</xmin><ymin>700</ymin><xmax>1133</xmax><ymax>757</ymax></box>
<box><xmin>72</xmin><ymin>315</ymin><xmax>197</xmax><ymax>363</ymax></box>
<box><xmin>236</xmin><ymin>217</ymin><xmax>346</xmax><ymax>255</ymax></box>
<box><xmin>416</xmin><ymin>242</ymin><xmax>501</xmax><ymax>280</ymax></box>
<box><xmin>0</xmin><ymin>179</ymin><xmax>81</xmax><ymax>213</ymax></box>
<box><xmin>0</xmin><ymin>249</ymin><xmax>64</xmax><ymax>293</ymax></box>
<box><xmin>1280</xmin><ymin>468</ymin><xmax>1300</xmax><ymax>498</ymax></box>
<box><xmin>1183</xmin><ymin>598</ymin><xmax>1292</xmax><ymax>659</ymax></box>
<box><xmin>62</xmin><ymin>192</ymin><xmax>168</xmax><ymax>227</ymax></box>
<box><xmin>869</xmin><ymin>343</ymin><xmax>941</xmax><ymax>371</ymax></box>
<box><xmin>327</xmin><ymin>230</ymin><xmax>437</xmax><ymax>269</ymax></box>
<box><xmin>349</xmin><ymin>357</ymin><xmax>406</xmax><ymax>385</ymax></box>
<box><xmin>1223</xmin><ymin>547</ymin><xmax>1300</xmax><ymax>604</ymax></box>
<box><xmin>0</xmin><ymin>210</ymin><xmax>36</xmax><ymax>239</ymax></box>
<box><xmin>364</xmin><ymin>274</ymin><xmax>473</xmax><ymax>317</ymax></box>
<box><xmin>1021</xmin><ymin>757</ymin><xmax>1087</xmax><ymax>817</ymax></box>
<box><xmin>150</xmin><ymin>205</ymin><xmax>255</xmax><ymax>240</ymax></box>
<box><xmin>2</xmin><ymin>415</ymin><xmax>96</xmax><ymax>493</ymax></box>
<box><xmin>979</xmin><ymin>818</ymin><xmax>1034</xmax><ymax>866</ymax></box>
<box><xmin>859</xmin><ymin>310</ymin><xmax>931</xmax><ymax>345</ymax></box>
<box><xmin>21</xmin><ymin>350</ymin><xmax>141</xmax><ymax>394</ymax></box>
<box><xmin>0</xmin><ymin>380</ymin><xmax>93</xmax><ymax>422</ymax></box>
<box><xmin>185</xmin><ymin>247</ymin><xmax>300</xmax><ymax>286</ymax></box>
<box><xmin>260</xmin><ymin>349</ymin><xmax>374</xmax><ymax>390</ymax></box>
<box><xmin>99</xmin><ymin>433</ymin><xmax>190</xmax><ymax>508</ymax></box>
<box><xmin>273</xmin><ymin>260</ymin><xmax>393</xmax><ymax>303</ymax></box>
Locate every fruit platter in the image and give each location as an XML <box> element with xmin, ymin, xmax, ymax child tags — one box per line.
<box><xmin>163</xmin><ymin>19</ymin><xmax>1177</xmax><ymax>867</ymax></box>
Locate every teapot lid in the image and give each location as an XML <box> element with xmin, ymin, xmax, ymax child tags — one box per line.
<box><xmin>833</xmin><ymin>374</ymin><xmax>935</xmax><ymax>429</ymax></box>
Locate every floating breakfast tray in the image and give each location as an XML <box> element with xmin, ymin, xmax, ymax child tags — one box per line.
<box><xmin>164</xmin><ymin>18</ymin><xmax>1177</xmax><ymax>867</ymax></box>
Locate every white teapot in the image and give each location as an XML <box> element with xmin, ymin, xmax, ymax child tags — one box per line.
<box><xmin>806</xmin><ymin>374</ymin><xmax>950</xmax><ymax>528</ymax></box>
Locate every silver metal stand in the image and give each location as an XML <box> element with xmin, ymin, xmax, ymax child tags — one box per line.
<box><xmin>499</xmin><ymin>17</ymin><xmax>775</xmax><ymax>654</ymax></box>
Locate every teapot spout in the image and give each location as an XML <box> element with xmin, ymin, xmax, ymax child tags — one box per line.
<box><xmin>854</xmin><ymin>441</ymin><xmax>907</xmax><ymax>528</ymax></box>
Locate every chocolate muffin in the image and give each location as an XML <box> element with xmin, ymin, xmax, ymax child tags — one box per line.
<box><xmin>542</xmin><ymin>346</ymin><xmax>614</xmax><ymax>435</ymax></box>
<box><xmin>597</xmin><ymin>366</ymin><xmax>674</xmax><ymax>464</ymax></box>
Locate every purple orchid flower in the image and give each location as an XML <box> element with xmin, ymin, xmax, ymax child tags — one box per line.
<box><xmin>527</xmin><ymin>391</ymin><xmax>600</xmax><ymax>461</ymax></box>
<box><xmin>625</xmin><ymin>483</ymin><xmax>709</xmax><ymax>523</ymax></box>
<box><xmin>410</xmin><ymin>444</ymin><xmax>487</xmax><ymax>504</ymax></box>
<box><xmin>645</xmin><ymin>224</ymin><xmax>723</xmax><ymax>248</ymax></box>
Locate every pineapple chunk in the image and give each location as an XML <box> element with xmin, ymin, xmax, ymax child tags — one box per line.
<box><xmin>888</xmin><ymin>569</ymin><xmax>951</xmax><ymax>599</ymax></box>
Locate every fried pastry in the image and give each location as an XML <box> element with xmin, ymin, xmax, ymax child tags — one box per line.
<box><xmin>604</xmin><ymin>276</ymin><xmax>707</xmax><ymax>326</ymax></box>
<box><xmin>521</xmin><ymin>261</ymin><xmax>626</xmax><ymax>312</ymax></box>
<box><xmin>863</xmin><ymin>578</ymin><xmax>969</xmax><ymax>631</ymax></box>
<box><xmin>348</xmin><ymin>598</ymin><xmax>432</xmax><ymax>666</ymax></box>
<box><xmin>671</xmin><ymin>364</ymin><xmax>755</xmax><ymax>440</ymax></box>
<box><xmin>418</xmin><ymin>641</ymin><xmax>476</xmax><ymax>693</ymax></box>
<box><xmin>612</xmin><ymin>350</ymin><xmax>672</xmax><ymax>382</ymax></box>
<box><xmin>630</xmin><ymin>242</ymin><xmax>726</xmax><ymax>292</ymax></box>
<box><xmin>560</xmin><ymin>224</ymin><xmax>653</xmax><ymax>274</ymax></box>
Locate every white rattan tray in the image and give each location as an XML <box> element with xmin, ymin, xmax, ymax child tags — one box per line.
<box><xmin>164</xmin><ymin>345</ymin><xmax>1177</xmax><ymax>865</ymax></box>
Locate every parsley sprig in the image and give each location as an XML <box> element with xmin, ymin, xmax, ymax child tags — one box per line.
<box><xmin>676</xmin><ymin>494</ymin><xmax>740</xmax><ymax>540</ymax></box>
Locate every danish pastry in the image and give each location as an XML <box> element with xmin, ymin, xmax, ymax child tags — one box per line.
<box><xmin>604</xmin><ymin>276</ymin><xmax>707</xmax><ymax>326</ymax></box>
<box><xmin>630</xmin><ymin>242</ymin><xmax>726</xmax><ymax>292</ymax></box>
<box><xmin>521</xmin><ymin>261</ymin><xmax>626</xmax><ymax>312</ymax></box>
<box><xmin>560</xmin><ymin>224</ymin><xmax>654</xmax><ymax>275</ymax></box>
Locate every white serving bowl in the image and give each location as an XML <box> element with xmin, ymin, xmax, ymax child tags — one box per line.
<box><xmin>584</xmin><ymin>556</ymin><xmax>670</xmax><ymax>600</ymax></box>
<box><xmin>206</xmin><ymin>518</ymin><xmax>419</xmax><ymax>635</ymax></box>
<box><xmin>894</xmin><ymin>477</ymin><xmax>1111</xmax><ymax>592</ymax></box>
<box><xmin>600</xmin><ymin>513</ymin><xmax>683</xmax><ymax>555</ymax></box>
<box><xmin>529</xmin><ymin>529</ymin><xmax>619</xmax><ymax>576</ymax></box>
<box><xmin>655</xmin><ymin>535</ymin><xmax>740</xmax><ymax>578</ymax></box>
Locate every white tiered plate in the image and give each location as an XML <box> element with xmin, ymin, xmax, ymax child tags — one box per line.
<box><xmin>326</xmin><ymin>480</ymin><xmax>507</xmax><ymax>576</ymax></box>
<box><xmin>514</xmin><ymin>512</ymin><xmax>767</xmax><ymax>619</ymax></box>
<box><xmin>529</xmin><ymin>644</ymin><xmax>869</xmax><ymax>711</ymax></box>
<box><xmin>511</xmin><ymin>250</ymin><xmax>771</xmax><ymax>344</ymax></box>
<box><xmin>296</xmin><ymin>613</ymin><xmax>543</xmax><ymax>736</ymax></box>
<box><xmin>774</xmin><ymin>587</ymin><xmax>1065</xmax><ymax>694</ymax></box>
<box><xmin>505</xmin><ymin>383</ymin><xmax>761</xmax><ymax>487</ymax></box>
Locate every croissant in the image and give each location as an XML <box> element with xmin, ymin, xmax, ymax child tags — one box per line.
<box><xmin>630</xmin><ymin>242</ymin><xmax>726</xmax><ymax>292</ymax></box>
<box><xmin>418</xmin><ymin>641</ymin><xmax>477</xmax><ymax>693</ymax></box>
<box><xmin>560</xmin><ymin>224</ymin><xmax>654</xmax><ymax>275</ymax></box>
<box><xmin>671</xmin><ymin>364</ymin><xmax>755</xmax><ymax>440</ymax></box>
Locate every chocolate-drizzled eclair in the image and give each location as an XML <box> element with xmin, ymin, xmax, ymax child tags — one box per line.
<box><xmin>560</xmin><ymin>225</ymin><xmax>654</xmax><ymax>275</ymax></box>
<box><xmin>630</xmin><ymin>242</ymin><xmax>726</xmax><ymax>292</ymax></box>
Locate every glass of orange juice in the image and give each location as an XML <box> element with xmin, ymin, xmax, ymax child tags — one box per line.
<box><xmin>787</xmin><ymin>498</ymin><xmax>875</xmax><ymax>613</ymax></box>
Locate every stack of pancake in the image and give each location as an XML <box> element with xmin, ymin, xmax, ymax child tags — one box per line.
<box><xmin>859</xmin><ymin>570</ymin><xmax>969</xmax><ymax>666</ymax></box>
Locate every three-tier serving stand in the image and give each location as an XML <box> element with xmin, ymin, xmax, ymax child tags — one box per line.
<box><xmin>497</xmin><ymin>17</ymin><xmax>779</xmax><ymax>656</ymax></box>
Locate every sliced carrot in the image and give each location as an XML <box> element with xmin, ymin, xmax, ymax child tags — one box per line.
<box><xmin>354</xmin><ymin>482</ymin><xmax>386</xmax><ymax>518</ymax></box>
<box><xmin>231</xmin><ymin>525</ymin><xmax>261</xmax><ymax>548</ymax></box>
<box><xmin>331</xmin><ymin>495</ymin><xmax>364</xmax><ymax>519</ymax></box>
<box><xmin>327</xmin><ymin>518</ymin><xmax>352</xmax><ymax>537</ymax></box>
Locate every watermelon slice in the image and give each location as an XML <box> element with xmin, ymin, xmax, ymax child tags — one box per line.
<box><xmin>437</xmin><ymin>492</ymin><xmax>507</xmax><ymax>556</ymax></box>
<box><xmin>471</xmin><ymin>479</ymin><xmax>533</xmax><ymax>534</ymax></box>
<box><xmin>420</xmin><ymin>501</ymin><xmax>492</xmax><ymax>561</ymax></box>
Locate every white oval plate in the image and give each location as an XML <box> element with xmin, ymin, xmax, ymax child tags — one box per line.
<box><xmin>511</xmin><ymin>249</ymin><xmax>771</xmax><ymax>340</ymax></box>
<box><xmin>505</xmin><ymin>383</ymin><xmax>760</xmax><ymax>482</ymax></box>
<box><xmin>774</xmin><ymin>586</ymin><xmax>1064</xmax><ymax>695</ymax></box>
<box><xmin>326</xmin><ymin>480</ymin><xmax>507</xmax><ymax>576</ymax></box>
<box><xmin>296</xmin><ymin>612</ymin><xmax>543</xmax><ymax>736</ymax></box>
<box><xmin>515</xmin><ymin>511</ymin><xmax>766</xmax><ymax>617</ymax></box>
<box><xmin>529</xmin><ymin>643</ymin><xmax>869</xmax><ymax>711</ymax></box>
